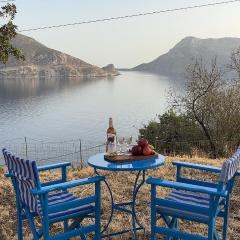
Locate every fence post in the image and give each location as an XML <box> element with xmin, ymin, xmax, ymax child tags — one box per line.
<box><xmin>24</xmin><ymin>136</ymin><xmax>28</xmax><ymax>158</ymax></box>
<box><xmin>79</xmin><ymin>139</ymin><xmax>83</xmax><ymax>169</ymax></box>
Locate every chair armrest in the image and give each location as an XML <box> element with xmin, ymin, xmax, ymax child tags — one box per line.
<box><xmin>32</xmin><ymin>176</ymin><xmax>105</xmax><ymax>195</ymax></box>
<box><xmin>5</xmin><ymin>172</ymin><xmax>13</xmax><ymax>178</ymax></box>
<box><xmin>37</xmin><ymin>162</ymin><xmax>71</xmax><ymax>172</ymax></box>
<box><xmin>146</xmin><ymin>177</ymin><xmax>227</xmax><ymax>197</ymax></box>
<box><xmin>172</xmin><ymin>161</ymin><xmax>222</xmax><ymax>173</ymax></box>
<box><xmin>38</xmin><ymin>162</ymin><xmax>71</xmax><ymax>183</ymax></box>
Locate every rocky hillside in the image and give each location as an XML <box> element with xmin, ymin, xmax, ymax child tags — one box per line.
<box><xmin>132</xmin><ymin>37</ymin><xmax>240</xmax><ymax>77</ymax></box>
<box><xmin>0</xmin><ymin>34</ymin><xmax>119</xmax><ymax>79</ymax></box>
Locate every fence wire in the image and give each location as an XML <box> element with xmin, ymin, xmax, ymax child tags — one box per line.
<box><xmin>0</xmin><ymin>137</ymin><xmax>105</xmax><ymax>167</ymax></box>
<box><xmin>0</xmin><ymin>137</ymin><xmax>237</xmax><ymax>167</ymax></box>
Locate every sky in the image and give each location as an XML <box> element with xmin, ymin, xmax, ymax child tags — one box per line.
<box><xmin>5</xmin><ymin>0</ymin><xmax>240</xmax><ymax>68</ymax></box>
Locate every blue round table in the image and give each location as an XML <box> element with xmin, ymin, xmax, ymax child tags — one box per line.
<box><xmin>88</xmin><ymin>153</ymin><xmax>165</xmax><ymax>239</ymax></box>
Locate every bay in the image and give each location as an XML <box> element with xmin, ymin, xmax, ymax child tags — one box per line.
<box><xmin>0</xmin><ymin>71</ymin><xmax>175</xmax><ymax>146</ymax></box>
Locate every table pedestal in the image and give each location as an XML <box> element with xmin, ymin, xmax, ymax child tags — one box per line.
<box><xmin>95</xmin><ymin>168</ymin><xmax>146</xmax><ymax>240</ymax></box>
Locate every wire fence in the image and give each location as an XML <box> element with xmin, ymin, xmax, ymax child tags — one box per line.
<box><xmin>154</xmin><ymin>139</ymin><xmax>238</xmax><ymax>158</ymax></box>
<box><xmin>0</xmin><ymin>137</ymin><xmax>106</xmax><ymax>167</ymax></box>
<box><xmin>0</xmin><ymin>137</ymin><xmax>238</xmax><ymax>167</ymax></box>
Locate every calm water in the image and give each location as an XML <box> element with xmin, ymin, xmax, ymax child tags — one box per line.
<box><xmin>0</xmin><ymin>71</ymin><xmax>175</xmax><ymax>145</ymax></box>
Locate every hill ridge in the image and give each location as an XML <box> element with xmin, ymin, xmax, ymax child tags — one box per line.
<box><xmin>132</xmin><ymin>36</ymin><xmax>240</xmax><ymax>77</ymax></box>
<box><xmin>0</xmin><ymin>34</ymin><xmax>119</xmax><ymax>79</ymax></box>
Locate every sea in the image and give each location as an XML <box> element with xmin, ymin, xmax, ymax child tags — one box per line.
<box><xmin>0</xmin><ymin>71</ymin><xmax>181</xmax><ymax>164</ymax></box>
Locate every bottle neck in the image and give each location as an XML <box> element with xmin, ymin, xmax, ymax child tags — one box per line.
<box><xmin>109</xmin><ymin>118</ymin><xmax>113</xmax><ymax>128</ymax></box>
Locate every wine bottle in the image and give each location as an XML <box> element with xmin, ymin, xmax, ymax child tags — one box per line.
<box><xmin>106</xmin><ymin>117</ymin><xmax>117</xmax><ymax>154</ymax></box>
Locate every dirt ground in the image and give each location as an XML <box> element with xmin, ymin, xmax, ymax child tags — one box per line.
<box><xmin>0</xmin><ymin>156</ymin><xmax>239</xmax><ymax>239</ymax></box>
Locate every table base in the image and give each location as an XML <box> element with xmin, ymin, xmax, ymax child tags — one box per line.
<box><xmin>95</xmin><ymin>169</ymin><xmax>146</xmax><ymax>240</ymax></box>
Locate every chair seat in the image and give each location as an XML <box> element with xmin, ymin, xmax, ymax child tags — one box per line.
<box><xmin>167</xmin><ymin>189</ymin><xmax>211</xmax><ymax>207</ymax></box>
<box><xmin>38</xmin><ymin>191</ymin><xmax>94</xmax><ymax>221</ymax></box>
<box><xmin>157</xmin><ymin>190</ymin><xmax>211</xmax><ymax>222</ymax></box>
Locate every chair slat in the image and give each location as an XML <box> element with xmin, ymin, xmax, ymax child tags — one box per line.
<box><xmin>220</xmin><ymin>147</ymin><xmax>240</xmax><ymax>183</ymax></box>
<box><xmin>3</xmin><ymin>149</ymin><xmax>39</xmax><ymax>213</ymax></box>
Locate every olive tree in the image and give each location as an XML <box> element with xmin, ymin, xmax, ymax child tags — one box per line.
<box><xmin>175</xmin><ymin>58</ymin><xmax>240</xmax><ymax>158</ymax></box>
<box><xmin>229</xmin><ymin>46</ymin><xmax>240</xmax><ymax>79</ymax></box>
<box><xmin>0</xmin><ymin>3</ymin><xmax>24</xmax><ymax>64</ymax></box>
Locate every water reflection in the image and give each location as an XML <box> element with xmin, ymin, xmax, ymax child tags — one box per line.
<box><xmin>0</xmin><ymin>75</ymin><xmax>100</xmax><ymax>100</ymax></box>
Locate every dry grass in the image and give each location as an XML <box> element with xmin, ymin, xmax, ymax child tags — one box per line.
<box><xmin>0</xmin><ymin>156</ymin><xmax>239</xmax><ymax>239</ymax></box>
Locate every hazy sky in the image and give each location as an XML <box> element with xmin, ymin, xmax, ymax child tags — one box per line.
<box><xmin>9</xmin><ymin>0</ymin><xmax>240</xmax><ymax>68</ymax></box>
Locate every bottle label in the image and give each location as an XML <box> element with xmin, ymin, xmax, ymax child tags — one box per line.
<box><xmin>107</xmin><ymin>133</ymin><xmax>116</xmax><ymax>153</ymax></box>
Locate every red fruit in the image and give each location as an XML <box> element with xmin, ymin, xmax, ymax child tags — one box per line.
<box><xmin>138</xmin><ymin>138</ymin><xmax>148</xmax><ymax>148</ymax></box>
<box><xmin>131</xmin><ymin>145</ymin><xmax>143</xmax><ymax>156</ymax></box>
<box><xmin>143</xmin><ymin>146</ymin><xmax>154</xmax><ymax>156</ymax></box>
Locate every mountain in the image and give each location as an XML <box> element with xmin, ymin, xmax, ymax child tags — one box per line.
<box><xmin>0</xmin><ymin>34</ymin><xmax>119</xmax><ymax>79</ymax></box>
<box><xmin>132</xmin><ymin>37</ymin><xmax>240</xmax><ymax>77</ymax></box>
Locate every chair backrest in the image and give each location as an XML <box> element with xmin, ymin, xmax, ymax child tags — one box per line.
<box><xmin>2</xmin><ymin>149</ymin><xmax>40</xmax><ymax>213</ymax></box>
<box><xmin>219</xmin><ymin>147</ymin><xmax>240</xmax><ymax>185</ymax></box>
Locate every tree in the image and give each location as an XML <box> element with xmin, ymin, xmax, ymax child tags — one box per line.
<box><xmin>139</xmin><ymin>110</ymin><xmax>203</xmax><ymax>155</ymax></box>
<box><xmin>173</xmin><ymin>58</ymin><xmax>240</xmax><ymax>158</ymax></box>
<box><xmin>0</xmin><ymin>3</ymin><xmax>24</xmax><ymax>64</ymax></box>
<box><xmin>229</xmin><ymin>46</ymin><xmax>240</xmax><ymax>79</ymax></box>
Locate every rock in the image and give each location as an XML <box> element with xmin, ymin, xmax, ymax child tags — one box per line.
<box><xmin>0</xmin><ymin>34</ymin><xmax>118</xmax><ymax>80</ymax></box>
<box><xmin>102</xmin><ymin>64</ymin><xmax>119</xmax><ymax>76</ymax></box>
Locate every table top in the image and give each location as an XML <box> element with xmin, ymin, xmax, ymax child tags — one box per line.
<box><xmin>87</xmin><ymin>153</ymin><xmax>165</xmax><ymax>171</ymax></box>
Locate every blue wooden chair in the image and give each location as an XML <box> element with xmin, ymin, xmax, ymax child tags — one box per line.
<box><xmin>2</xmin><ymin>148</ymin><xmax>104</xmax><ymax>240</ymax></box>
<box><xmin>147</xmin><ymin>147</ymin><xmax>240</xmax><ymax>240</ymax></box>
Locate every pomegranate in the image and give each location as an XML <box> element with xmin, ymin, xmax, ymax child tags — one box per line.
<box><xmin>138</xmin><ymin>138</ymin><xmax>148</xmax><ymax>148</ymax></box>
<box><xmin>131</xmin><ymin>145</ymin><xmax>143</xmax><ymax>156</ymax></box>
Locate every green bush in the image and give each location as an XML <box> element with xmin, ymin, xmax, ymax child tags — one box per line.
<box><xmin>139</xmin><ymin>110</ymin><xmax>205</xmax><ymax>156</ymax></box>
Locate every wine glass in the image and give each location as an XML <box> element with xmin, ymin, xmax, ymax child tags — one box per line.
<box><xmin>124</xmin><ymin>136</ymin><xmax>133</xmax><ymax>153</ymax></box>
<box><xmin>117</xmin><ymin>136</ymin><xmax>125</xmax><ymax>154</ymax></box>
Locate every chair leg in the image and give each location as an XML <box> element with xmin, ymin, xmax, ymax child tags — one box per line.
<box><xmin>24</xmin><ymin>208</ymin><xmax>40</xmax><ymax>240</ymax></box>
<box><xmin>17</xmin><ymin>208</ymin><xmax>23</xmax><ymax>240</ymax></box>
<box><xmin>222</xmin><ymin>214</ymin><xmax>229</xmax><ymax>240</ymax></box>
<box><xmin>43</xmin><ymin>218</ymin><xmax>49</xmax><ymax>240</ymax></box>
<box><xmin>222</xmin><ymin>198</ymin><xmax>230</xmax><ymax>240</ymax></box>
<box><xmin>94</xmin><ymin>181</ymin><xmax>101</xmax><ymax>240</ymax></box>
<box><xmin>81</xmin><ymin>235</ymin><xmax>87</xmax><ymax>240</ymax></box>
<box><xmin>64</xmin><ymin>219</ymin><xmax>68</xmax><ymax>231</ymax></box>
<box><xmin>150</xmin><ymin>185</ymin><xmax>156</xmax><ymax>240</ymax></box>
<box><xmin>166</xmin><ymin>218</ymin><xmax>178</xmax><ymax>240</ymax></box>
<box><xmin>64</xmin><ymin>219</ymin><xmax>86</xmax><ymax>240</ymax></box>
<box><xmin>63</xmin><ymin>219</ymin><xmax>69</xmax><ymax>240</ymax></box>
<box><xmin>172</xmin><ymin>218</ymin><xmax>179</xmax><ymax>240</ymax></box>
<box><xmin>69</xmin><ymin>216</ymin><xmax>87</xmax><ymax>239</ymax></box>
<box><xmin>42</xmin><ymin>195</ymin><xmax>50</xmax><ymax>240</ymax></box>
<box><xmin>208</xmin><ymin>219</ymin><xmax>215</xmax><ymax>240</ymax></box>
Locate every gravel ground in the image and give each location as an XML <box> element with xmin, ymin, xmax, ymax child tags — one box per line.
<box><xmin>0</xmin><ymin>156</ymin><xmax>239</xmax><ymax>239</ymax></box>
